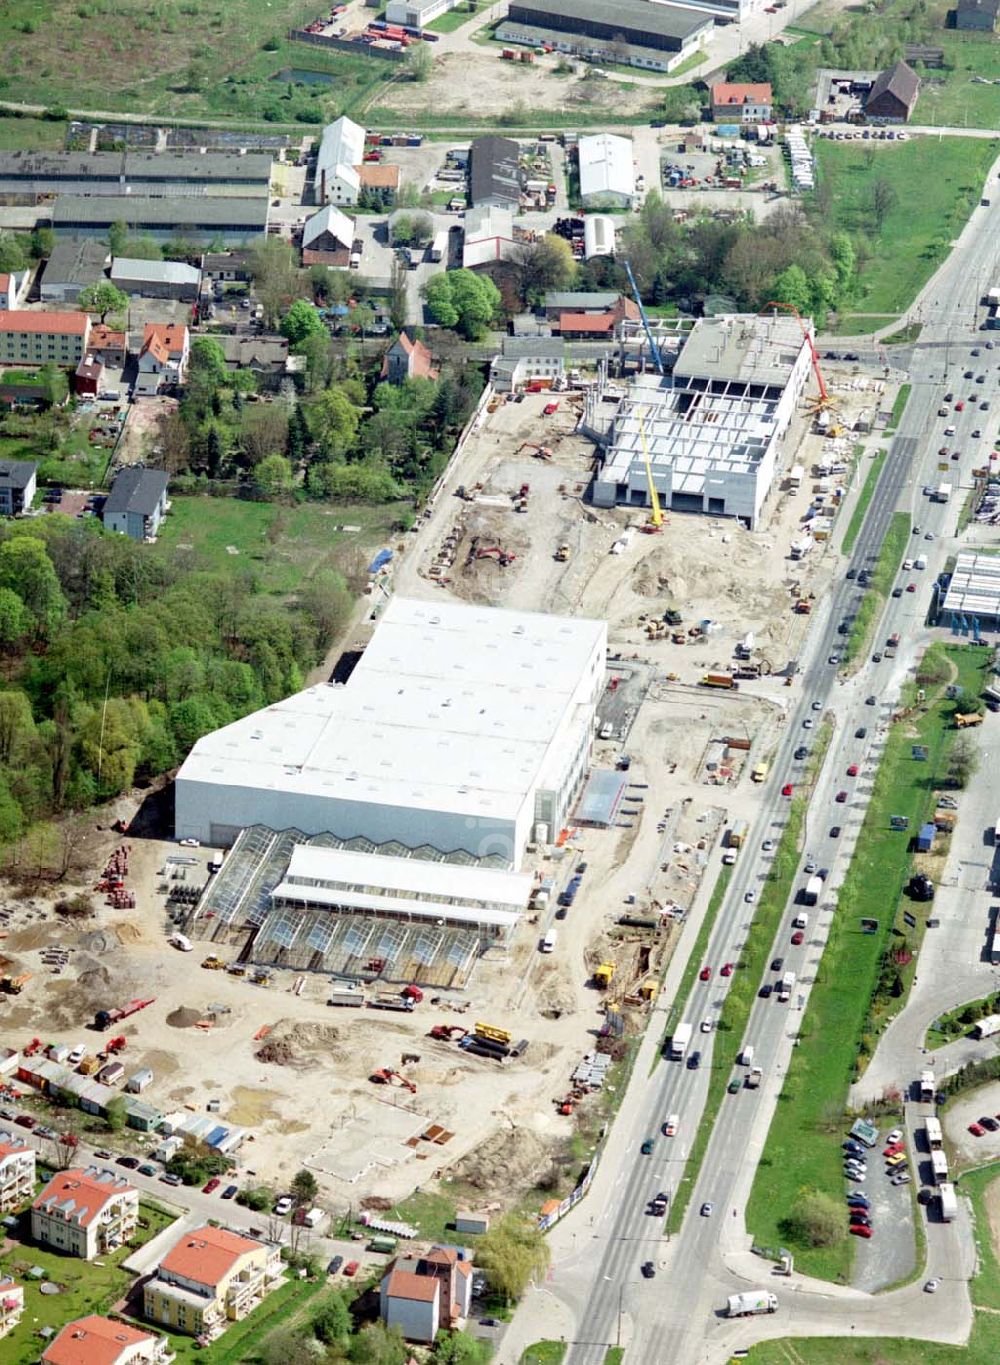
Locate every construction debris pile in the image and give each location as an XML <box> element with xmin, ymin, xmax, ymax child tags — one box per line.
<box><xmin>97</xmin><ymin>844</ymin><xmax>135</xmax><ymax>909</ymax></box>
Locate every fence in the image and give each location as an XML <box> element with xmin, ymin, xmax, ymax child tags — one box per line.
<box><xmin>289</xmin><ymin>29</ymin><xmax>408</xmax><ymax>62</ymax></box>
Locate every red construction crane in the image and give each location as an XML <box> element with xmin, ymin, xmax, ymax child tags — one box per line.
<box><xmin>759</xmin><ymin>302</ymin><xmax>830</xmax><ymax>409</ymax></box>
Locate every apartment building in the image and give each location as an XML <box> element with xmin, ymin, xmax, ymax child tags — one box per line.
<box><xmin>0</xmin><ymin>310</ymin><xmax>90</xmax><ymax>367</ymax></box>
<box><xmin>42</xmin><ymin>1314</ymin><xmax>173</xmax><ymax>1365</ymax></box>
<box><xmin>143</xmin><ymin>1226</ymin><xmax>282</xmax><ymax>1338</ymax></box>
<box><xmin>0</xmin><ymin>1135</ymin><xmax>35</xmax><ymax>1210</ymax></box>
<box><xmin>31</xmin><ymin>1167</ymin><xmax>139</xmax><ymax>1260</ymax></box>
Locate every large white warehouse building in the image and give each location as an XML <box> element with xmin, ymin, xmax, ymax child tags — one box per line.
<box><xmin>175</xmin><ymin>597</ymin><xmax>606</xmax><ymax>867</ymax></box>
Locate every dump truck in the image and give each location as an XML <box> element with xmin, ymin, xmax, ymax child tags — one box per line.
<box><xmin>700</xmin><ymin>672</ymin><xmax>738</xmax><ymax>690</ymax></box>
<box><xmin>727</xmin><ymin>1291</ymin><xmax>778</xmax><ymax>1318</ymax></box>
<box><xmin>956</xmin><ymin>712</ymin><xmax>984</xmax><ymax>728</ymax></box>
<box><xmin>593</xmin><ymin>963</ymin><xmax>616</xmax><ymax>988</ymax></box>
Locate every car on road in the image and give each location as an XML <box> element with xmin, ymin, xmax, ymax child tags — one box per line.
<box><xmin>872</xmin><ymin>652</ymin><xmax>882</xmax><ymax>663</ymax></box>
<box><xmin>161</xmin><ymin>1173</ymin><xmax>182</xmax><ymax>1186</ymax></box>
<box><xmin>847</xmin><ymin>1193</ymin><xmax>870</xmax><ymax>1208</ymax></box>
<box><xmin>866</xmin><ymin>694</ymin><xmax>878</xmax><ymax>704</ymax></box>
<box><xmin>203</xmin><ymin>1177</ymin><xmax>221</xmax><ymax>1194</ymax></box>
<box><xmin>794</xmin><ymin>747</ymin><xmax>809</xmax><ymax>760</ymax></box>
<box><xmin>791</xmin><ymin>930</ymin><xmax>805</xmax><ymax>945</ymax></box>
<box><xmin>699</xmin><ymin>966</ymin><xmax>711</xmax><ymax>981</ymax></box>
<box><xmin>980</xmin><ymin>1116</ymin><xmax>999</xmax><ymax>1132</ymax></box>
<box><xmin>846</xmin><ymin>568</ymin><xmax>857</xmax><ymax>580</ymax></box>
<box><xmin>343</xmin><ymin>1262</ymin><xmax>359</xmax><ymax>1277</ymax></box>
<box><xmin>847</xmin><ymin>764</ymin><xmax>859</xmax><ymax>776</ymax></box>
<box><xmin>803</xmin><ymin>717</ymin><xmax>814</xmax><ymax>729</ymax></box>
<box><xmin>759</xmin><ymin>983</ymin><xmax>773</xmax><ymax>998</ymax></box>
<box><xmin>744</xmin><ymin>892</ymin><xmax>755</xmax><ymax>904</ymax></box>
<box><xmin>274</xmin><ymin>1196</ymin><xmax>294</xmax><ymax>1216</ymax></box>
<box><xmin>835</xmin><ymin>790</ymin><xmax>848</xmax><ymax>803</ymax></box>
<box><xmin>222</xmin><ymin>1184</ymin><xmax>238</xmax><ymax>1199</ymax></box>
<box><xmin>116</xmin><ymin>1156</ymin><xmax>140</xmax><ymax>1170</ymax></box>
<box><xmin>35</xmin><ymin>1126</ymin><xmax>56</xmax><ymax>1140</ymax></box>
<box><xmin>906</xmin><ymin>583</ymin><xmax>916</xmax><ymax>593</ymax></box>
<box><xmin>641</xmin><ymin>1139</ymin><xmax>655</xmax><ymax>1155</ymax></box>
<box><xmin>782</xmin><ymin>783</ymin><xmax>794</xmax><ymax>797</ymax></box>
<box><xmin>641</xmin><ymin>1260</ymin><xmax>656</xmax><ymax>1279</ymax></box>
<box><xmin>955</xmin><ymin>401</ymin><xmax>965</xmax><ymax>411</ymax></box>
<box><xmin>805</xmin><ymin>859</ymin><xmax>817</xmax><ymax>873</ymax></box>
<box><xmin>925</xmin><ymin>1279</ymin><xmax>940</xmax><ymax>1293</ymax></box>
<box><xmin>94</xmin><ymin>1150</ymin><xmax>113</xmax><ymax>1160</ymax></box>
<box><xmin>138</xmin><ymin>1164</ymin><xmax>157</xmax><ymax>1177</ymax></box>
<box><xmin>687</xmin><ymin>1051</ymin><xmax>701</xmax><ymax>1070</ymax></box>
<box><xmin>828</xmin><ymin>654</ymin><xmax>840</xmax><ymax>666</ymax></box>
<box><xmin>850</xmin><ymin>1224</ymin><xmax>873</xmax><ymax>1238</ymax></box>
<box><xmin>700</xmin><ymin>1202</ymin><xmax>714</xmax><ymax>1217</ymax></box>
<box><xmin>965</xmin><ymin>368</ymin><xmax>974</xmax><ymax>377</ymax></box>
<box><xmin>969</xmin><ymin>1122</ymin><xmax>986</xmax><ymax>1136</ymax></box>
<box><xmin>179</xmin><ymin>838</ymin><xmax>200</xmax><ymax>847</ymax></box>
<box><xmin>812</xmin><ymin>700</ymin><xmax>823</xmax><ymax>711</ymax></box>
<box><xmin>771</xmin><ymin>956</ymin><xmax>784</xmax><ymax>972</ymax></box>
<box><xmin>844</xmin><ymin>1141</ymin><xmax>864</xmax><ymax>1155</ymax></box>
<box><xmin>762</xmin><ymin>839</ymin><xmax>774</xmax><ymax>852</ymax></box>
<box><xmin>721</xmin><ymin>961</ymin><xmax>735</xmax><ymax>975</ymax></box>
<box><xmin>925</xmin><ymin>531</ymin><xmax>935</xmax><ymax>540</ymax></box>
<box><xmin>327</xmin><ymin>1256</ymin><xmax>344</xmax><ymax>1276</ymax></box>
<box><xmin>830</xmin><ymin>826</ymin><xmax>841</xmax><ymax>838</ymax></box>
<box><xmin>892</xmin><ymin>587</ymin><xmax>903</xmax><ymax>597</ymax></box>
<box><xmin>727</xmin><ymin>1077</ymin><xmax>742</xmax><ymax>1094</ymax></box>
<box><xmin>700</xmin><ymin>1019</ymin><xmax>713</xmax><ymax>1033</ymax></box>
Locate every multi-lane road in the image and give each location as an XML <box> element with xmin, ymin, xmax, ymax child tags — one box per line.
<box><xmin>501</xmin><ymin>160</ymin><xmax>1000</xmax><ymax>1365</ymax></box>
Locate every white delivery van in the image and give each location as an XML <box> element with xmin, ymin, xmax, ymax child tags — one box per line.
<box><xmin>540</xmin><ymin>929</ymin><xmax>557</xmax><ymax>953</ymax></box>
<box><xmin>740</xmin><ymin>1046</ymin><xmax>755</xmax><ymax>1067</ymax></box>
<box><xmin>792</xmin><ymin>911</ymin><xmax>809</xmax><ymax>929</ymax></box>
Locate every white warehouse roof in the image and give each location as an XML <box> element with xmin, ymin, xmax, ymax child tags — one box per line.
<box><xmin>303</xmin><ymin>204</ymin><xmax>354</xmax><ymax>250</ymax></box>
<box><xmin>316</xmin><ymin>115</ymin><xmax>364</xmax><ymax>196</ymax></box>
<box><xmin>176</xmin><ymin>597</ymin><xmax>606</xmax><ymax>851</ymax></box>
<box><xmin>578</xmin><ymin>134</ymin><xmax>634</xmax><ymax>202</ymax></box>
<box><xmin>111</xmin><ymin>257</ymin><xmax>201</xmax><ymax>285</ymax></box>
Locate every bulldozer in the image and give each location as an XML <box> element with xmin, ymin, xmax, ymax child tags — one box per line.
<box><xmin>0</xmin><ymin>972</ymin><xmax>31</xmax><ymax>994</ymax></box>
<box><xmin>593</xmin><ymin>962</ymin><xmax>616</xmax><ymax>989</ymax></box>
<box><xmin>201</xmin><ymin>955</ymin><xmax>226</xmax><ymax>971</ymax></box>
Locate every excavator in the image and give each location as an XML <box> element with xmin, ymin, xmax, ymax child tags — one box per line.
<box><xmin>370</xmin><ymin>1068</ymin><xmax>417</xmax><ymax>1093</ymax></box>
<box><xmin>517</xmin><ymin>442</ymin><xmax>552</xmax><ymax>460</ymax></box>
<box><xmin>475</xmin><ymin>546</ymin><xmax>516</xmax><ymax>567</ymax></box>
<box><xmin>429</xmin><ymin>1024</ymin><xmax>467</xmax><ymax>1041</ymax></box>
<box><xmin>0</xmin><ymin>972</ymin><xmax>31</xmax><ymax>994</ymax></box>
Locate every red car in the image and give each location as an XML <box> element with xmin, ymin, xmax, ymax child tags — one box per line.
<box><xmin>847</xmin><ymin>764</ymin><xmax>859</xmax><ymax>777</ymax></box>
<box><xmin>883</xmin><ymin>1143</ymin><xmax>904</xmax><ymax>1157</ymax></box>
<box><xmin>849</xmin><ymin>1224</ymin><xmax>873</xmax><ymax>1238</ymax></box>
<box><xmin>699</xmin><ymin>966</ymin><xmax>712</xmax><ymax>981</ymax></box>
<box><xmin>343</xmin><ymin>1261</ymin><xmax>360</xmax><ymax>1277</ymax></box>
<box><xmin>835</xmin><ymin>790</ymin><xmax>848</xmax><ymax>803</ymax></box>
<box><xmin>721</xmin><ymin>962</ymin><xmax>734</xmax><ymax>977</ymax></box>
<box><xmin>202</xmin><ymin>1177</ymin><xmax>221</xmax><ymax>1194</ymax></box>
<box><xmin>791</xmin><ymin>930</ymin><xmax>804</xmax><ymax>945</ymax></box>
<box><xmin>969</xmin><ymin>1123</ymin><xmax>986</xmax><ymax>1136</ymax></box>
<box><xmin>14</xmin><ymin>1115</ymin><xmax>35</xmax><ymax>1129</ymax></box>
<box><xmin>956</xmin><ymin>401</ymin><xmax>965</xmax><ymax>411</ymax></box>
<box><xmin>906</xmin><ymin>583</ymin><xmax>916</xmax><ymax>593</ymax></box>
<box><xmin>782</xmin><ymin>783</ymin><xmax>793</xmax><ymax>797</ymax></box>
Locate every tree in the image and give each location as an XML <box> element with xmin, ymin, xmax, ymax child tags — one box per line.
<box><xmin>516</xmin><ymin>233</ymin><xmax>576</xmax><ymax>302</ymax></box>
<box><xmin>313</xmin><ymin>1291</ymin><xmax>351</xmax><ymax>1347</ymax></box>
<box><xmin>349</xmin><ymin>1322</ymin><xmax>408</xmax><ymax>1365</ymax></box>
<box><xmin>389</xmin><ymin>257</ymin><xmax>408</xmax><ymax>331</ymax></box>
<box><xmin>0</xmin><ymin>536</ymin><xmax>67</xmax><ymax>638</ymax></box>
<box><xmin>108</xmin><ymin>221</ymin><xmax>128</xmax><ymax>256</ymax></box>
<box><xmin>406</xmin><ymin>43</ymin><xmax>433</xmax><ymax>82</ymax></box>
<box><xmin>189</xmin><ymin>336</ymin><xmax>229</xmax><ymax>388</ymax></box>
<box><xmin>432</xmin><ymin>1332</ymin><xmax>492</xmax><ymax>1364</ymax></box>
<box><xmin>291</xmin><ymin>1167</ymin><xmax>319</xmax><ymax>1208</ymax></box>
<box><xmin>475</xmin><ymin>1211</ymin><xmax>551</xmax><ymax>1303</ymax></box>
<box><xmin>250</xmin><ymin>238</ymin><xmax>303</xmax><ymax>326</ymax></box>
<box><xmin>254</xmin><ymin>453</ymin><xmax>295</xmax><ymax>499</ymax></box>
<box><xmin>293</xmin><ymin>330</ymin><xmax>333</xmax><ymax>393</ymax></box>
<box><xmin>78</xmin><ymin>281</ymin><xmax>129</xmax><ymax>323</ymax></box>
<box><xmin>423</xmin><ymin>269</ymin><xmax>499</xmax><ymax>339</ymax></box>
<box><xmin>779</xmin><ymin>1187</ymin><xmax>844</xmax><ymax>1248</ymax></box>
<box><xmin>240</xmin><ymin>405</ymin><xmax>290</xmax><ymax>469</ymax></box>
<box><xmin>38</xmin><ymin>362</ymin><xmax>68</xmax><ymax>408</ymax></box>
<box><xmin>348</xmin><ymin>302</ymin><xmax>376</xmax><ymax>339</ymax></box>
<box><xmin>870</xmin><ymin>177</ymin><xmax>898</xmax><ymax>232</ymax></box>
<box><xmin>310</xmin><ymin>386</ymin><xmax>360</xmax><ymax>457</ymax></box>
<box><xmin>105</xmin><ymin>1095</ymin><xmax>127</xmax><ymax>1132</ymax></box>
<box><xmin>770</xmin><ymin>263</ymin><xmax>813</xmax><ymax>315</ymax></box>
<box><xmin>281</xmin><ymin>298</ymin><xmax>327</xmax><ymax>346</ymax></box>
<box><xmin>947</xmin><ymin>733</ymin><xmax>979</xmax><ymax>789</ymax></box>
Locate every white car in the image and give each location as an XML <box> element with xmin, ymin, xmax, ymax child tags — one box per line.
<box><xmin>274</xmin><ymin>1196</ymin><xmax>294</xmax><ymax>1216</ymax></box>
<box><xmin>885</xmin><ymin>1128</ymin><xmax>903</xmax><ymax>1145</ymax></box>
<box><xmin>700</xmin><ymin>1020</ymin><xmax>713</xmax><ymax>1033</ymax></box>
<box><xmin>924</xmin><ymin>1278</ymin><xmax>940</xmax><ymax>1293</ymax></box>
<box><xmin>745</xmin><ymin>891</ymin><xmax>756</xmax><ymax>904</ymax></box>
<box><xmin>762</xmin><ymin>840</ymin><xmax>774</xmax><ymax>852</ymax></box>
<box><xmin>179</xmin><ymin>838</ymin><xmax>201</xmax><ymax>848</ymax></box>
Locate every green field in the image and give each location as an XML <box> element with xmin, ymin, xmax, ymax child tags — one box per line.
<box><xmin>746</xmin><ymin>644</ymin><xmax>990</xmax><ymax>1281</ymax></box>
<box><xmin>916</xmin><ymin>32</ymin><xmax>1000</xmax><ymax>130</ymax></box>
<box><xmin>0</xmin><ymin>1203</ymin><xmax>174</xmax><ymax>1364</ymax></box>
<box><xmin>0</xmin><ymin>115</ymin><xmax>67</xmax><ymax>148</ymax></box>
<box><xmin>0</xmin><ymin>0</ymin><xmax>389</xmax><ymax>121</ymax></box>
<box><xmin>841</xmin><ymin>449</ymin><xmax>887</xmax><ymax>556</ymax></box>
<box><xmin>428</xmin><ymin>3</ymin><xmax>480</xmax><ymax>32</ymax></box>
<box><xmin>156</xmin><ymin>495</ymin><xmax>405</xmax><ymax>596</ymax></box>
<box><xmin>816</xmin><ymin>137</ymin><xmax>1000</xmax><ymax>329</ymax></box>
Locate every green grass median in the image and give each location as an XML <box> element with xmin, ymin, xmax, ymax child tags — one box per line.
<box><xmin>843</xmin><ymin>512</ymin><xmax>910</xmax><ymax>666</ymax></box>
<box><xmin>746</xmin><ymin>644</ymin><xmax>990</xmax><ymax>1282</ymax></box>
<box><xmin>885</xmin><ymin>383</ymin><xmax>911</xmax><ymax>433</ymax></box>
<box><xmin>841</xmin><ymin>449</ymin><xmax>887</xmax><ymax>557</ymax></box>
<box><xmin>667</xmin><ymin>799</ymin><xmax>807</xmax><ymax>1233</ymax></box>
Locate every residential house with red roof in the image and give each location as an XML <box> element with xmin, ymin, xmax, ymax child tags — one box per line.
<box><xmin>42</xmin><ymin>1314</ymin><xmax>171</xmax><ymax>1365</ymax></box>
<box><xmin>381</xmin><ymin>332</ymin><xmax>438</xmax><ymax>385</ymax></box>
<box><xmin>710</xmin><ymin>82</ymin><xmax>773</xmax><ymax>122</ymax></box>
<box><xmin>136</xmin><ymin>322</ymin><xmax>188</xmax><ymax>396</ymax></box>
<box><xmin>380</xmin><ymin>1245</ymin><xmax>473</xmax><ymax>1343</ymax></box>
<box><xmin>143</xmin><ymin>1225</ymin><xmax>282</xmax><ymax>1338</ymax></box>
<box><xmin>557</xmin><ymin>295</ymin><xmax>639</xmax><ymax>340</ymax></box>
<box><xmin>32</xmin><ymin>1167</ymin><xmax>138</xmax><ymax>1260</ymax></box>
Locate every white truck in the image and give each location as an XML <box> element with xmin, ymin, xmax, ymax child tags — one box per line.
<box><xmin>938</xmin><ymin>1182</ymin><xmax>958</xmax><ymax>1222</ymax></box>
<box><xmin>933</xmin><ymin>482</ymin><xmax>952</xmax><ymax>503</ymax></box>
<box><xmin>670</xmin><ymin>1022</ymin><xmax>693</xmax><ymax>1059</ymax></box>
<box><xmin>746</xmin><ymin>1064</ymin><xmax>763</xmax><ymax>1089</ymax></box>
<box><xmin>802</xmin><ymin>875</ymin><xmax>822</xmax><ymax>907</ymax></box>
<box><xmin>778</xmin><ymin>970</ymin><xmax>795</xmax><ymax>1003</ymax></box>
<box><xmin>920</xmin><ymin>1069</ymin><xmax>935</xmax><ymax>1102</ymax></box>
<box><xmin>973</xmin><ymin>1014</ymin><xmax>1000</xmax><ymax>1040</ymax></box>
<box><xmin>931</xmin><ymin>1149</ymin><xmax>949</xmax><ymax>1185</ymax></box>
<box><xmin>727</xmin><ymin>1291</ymin><xmax>778</xmax><ymax>1318</ymax></box>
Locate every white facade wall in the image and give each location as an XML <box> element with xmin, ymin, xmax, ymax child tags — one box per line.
<box><xmin>386</xmin><ymin>0</ymin><xmax>455</xmax><ymax>24</ymax></box>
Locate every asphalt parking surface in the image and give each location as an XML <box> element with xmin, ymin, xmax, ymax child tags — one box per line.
<box><xmin>849</xmin><ymin>1139</ymin><xmax>916</xmax><ymax>1292</ymax></box>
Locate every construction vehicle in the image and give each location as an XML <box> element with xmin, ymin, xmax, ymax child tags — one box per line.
<box><xmin>751</xmin><ymin>761</ymin><xmax>769</xmax><ymax>784</ymax></box>
<box><xmin>226</xmin><ymin>963</ymin><xmax>246</xmax><ymax>977</ymax></box>
<box><xmin>760</xmin><ymin>302</ymin><xmax>835</xmax><ymax>421</ymax></box>
<box><xmin>105</xmin><ymin>1036</ymin><xmax>127</xmax><ymax>1055</ymax></box>
<box><xmin>370</xmin><ymin>1068</ymin><xmax>417</xmax><ymax>1092</ymax></box>
<box><xmin>429</xmin><ymin>1024</ymin><xmax>467</xmax><ymax>1041</ymax></box>
<box><xmin>513</xmin><ymin>482</ymin><xmax>530</xmax><ymax>512</ymax></box>
<box><xmin>94</xmin><ymin>997</ymin><xmax>155</xmax><ymax>1031</ymax></box>
<box><xmin>475</xmin><ymin>545</ymin><xmax>516</xmax><ymax>567</ymax></box>
<box><xmin>794</xmin><ymin>598</ymin><xmax>812</xmax><ymax>614</ymax></box>
<box><xmin>23</xmin><ymin>1037</ymin><xmax>42</xmax><ymax>1057</ymax></box>
<box><xmin>517</xmin><ymin>442</ymin><xmax>552</xmax><ymax>459</ymax></box>
<box><xmin>593</xmin><ymin>962</ymin><xmax>616</xmax><ymax>988</ymax></box>
<box><xmin>368</xmin><ymin>984</ymin><xmax>424</xmax><ymax>1013</ymax></box>
<box><xmin>700</xmin><ymin>672</ymin><xmax>739</xmax><ymax>690</ymax></box>
<box><xmin>0</xmin><ymin>972</ymin><xmax>31</xmax><ymax>994</ymax></box>
<box><xmin>555</xmin><ymin>543</ymin><xmax>571</xmax><ymax>562</ymax></box>
<box><xmin>636</xmin><ymin>408</ymin><xmax>664</xmax><ymax>532</ymax></box>
<box><xmin>955</xmin><ymin>711</ymin><xmax>984</xmax><ymax>728</ymax></box>
<box><xmin>201</xmin><ymin>956</ymin><xmax>226</xmax><ymax>971</ymax></box>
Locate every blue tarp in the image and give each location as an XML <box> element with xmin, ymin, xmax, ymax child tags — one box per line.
<box><xmin>368</xmin><ymin>548</ymin><xmax>393</xmax><ymax>574</ymax></box>
<box><xmin>205</xmin><ymin>1125</ymin><xmax>228</xmax><ymax>1148</ymax></box>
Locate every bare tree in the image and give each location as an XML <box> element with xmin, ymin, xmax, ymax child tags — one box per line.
<box><xmin>870</xmin><ymin>177</ymin><xmax>898</xmax><ymax>232</ymax></box>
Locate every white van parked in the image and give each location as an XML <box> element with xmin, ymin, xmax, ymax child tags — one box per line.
<box><xmin>540</xmin><ymin>930</ymin><xmax>557</xmax><ymax>953</ymax></box>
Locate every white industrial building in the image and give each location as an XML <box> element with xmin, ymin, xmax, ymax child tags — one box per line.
<box><xmin>589</xmin><ymin>313</ymin><xmax>814</xmax><ymax>527</ymax></box>
<box><xmin>578</xmin><ymin>134</ymin><xmax>634</xmax><ymax>209</ymax></box>
<box><xmin>175</xmin><ymin>597</ymin><xmax>606</xmax><ymax>866</ymax></box>
<box><xmin>583</xmin><ymin>214</ymin><xmax>616</xmax><ymax>260</ymax></box>
<box><xmin>315</xmin><ymin>115</ymin><xmax>365</xmax><ymax>206</ymax></box>
<box><xmin>940</xmin><ymin>550</ymin><xmax>1000</xmax><ymax>629</ymax></box>
<box><xmin>386</xmin><ymin>0</ymin><xmax>456</xmax><ymax>25</ymax></box>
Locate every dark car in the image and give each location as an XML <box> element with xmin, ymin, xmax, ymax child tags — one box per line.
<box><xmin>846</xmin><ymin>568</ymin><xmax>857</xmax><ymax>580</ymax></box>
<box><xmin>830</xmin><ymin>825</ymin><xmax>841</xmax><ymax>838</ymax></box>
<box><xmin>327</xmin><ymin>1255</ymin><xmax>344</xmax><ymax>1276</ymax></box>
<box><xmin>641</xmin><ymin>1138</ymin><xmax>655</xmax><ymax>1155</ymax></box>
<box><xmin>641</xmin><ymin>1260</ymin><xmax>656</xmax><ymax>1279</ymax></box>
<box><xmin>14</xmin><ymin>1115</ymin><xmax>36</xmax><ymax>1129</ymax></box>
<box><xmin>116</xmin><ymin>1155</ymin><xmax>140</xmax><ymax>1169</ymax></box>
<box><xmin>981</xmin><ymin>1116</ymin><xmax>999</xmax><ymax>1132</ymax></box>
<box><xmin>687</xmin><ymin>1051</ymin><xmax>701</xmax><ymax>1070</ymax></box>
<box><xmin>759</xmin><ymin>983</ymin><xmax>773</xmax><ymax>999</ymax></box>
<box><xmin>222</xmin><ymin>1184</ymin><xmax>238</xmax><ymax>1199</ymax></box>
<box><xmin>855</xmin><ymin>727</ymin><xmax>867</xmax><ymax>738</ymax></box>
<box><xmin>794</xmin><ymin>746</ymin><xmax>809</xmax><ymax>760</ymax></box>
<box><xmin>138</xmin><ymin>1164</ymin><xmax>157</xmax><ymax>1177</ymax></box>
<box><xmin>771</xmin><ymin>956</ymin><xmax>784</xmax><ymax>972</ymax></box>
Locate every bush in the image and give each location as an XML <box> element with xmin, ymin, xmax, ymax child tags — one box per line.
<box><xmin>236</xmin><ymin>1184</ymin><xmax>275</xmax><ymax>1211</ymax></box>
<box><xmin>778</xmin><ymin>1187</ymin><xmax>844</xmax><ymax>1248</ymax></box>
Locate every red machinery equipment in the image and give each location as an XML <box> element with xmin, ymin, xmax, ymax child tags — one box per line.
<box><xmin>370</xmin><ymin>1068</ymin><xmax>418</xmax><ymax>1093</ymax></box>
<box><xmin>759</xmin><ymin>302</ymin><xmax>831</xmax><ymax>412</ymax></box>
<box><xmin>94</xmin><ymin>997</ymin><xmax>155</xmax><ymax>1031</ymax></box>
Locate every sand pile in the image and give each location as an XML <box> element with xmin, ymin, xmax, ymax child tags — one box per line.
<box><xmin>167</xmin><ymin>1006</ymin><xmax>202</xmax><ymax>1029</ymax></box>
<box><xmin>452</xmin><ymin>1125</ymin><xmax>555</xmax><ymax>1194</ymax></box>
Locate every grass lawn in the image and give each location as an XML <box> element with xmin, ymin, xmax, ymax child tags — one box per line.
<box><xmin>428</xmin><ymin>3</ymin><xmax>480</xmax><ymax>32</ymax></box>
<box><xmin>0</xmin><ymin>1</ymin><xmax>391</xmax><ymax>122</ymax></box>
<box><xmin>746</xmin><ymin>644</ymin><xmax>991</xmax><ymax>1282</ymax></box>
<box><xmin>604</xmin><ymin>1350</ymin><xmax>625</xmax><ymax>1365</ymax></box>
<box><xmin>0</xmin><ymin>1202</ymin><xmax>175</xmax><ymax>1365</ymax></box>
<box><xmin>0</xmin><ymin>416</ymin><xmax>110</xmax><ymax>489</ymax></box>
<box><xmin>882</xmin><ymin>321</ymin><xmax>923</xmax><ymax>346</ymax></box>
<box><xmin>668</xmin><ymin>797</ymin><xmax>808</xmax><ymax>1233</ymax></box>
<box><xmin>156</xmin><ymin>496</ymin><xmax>406</xmax><ymax>596</ymax></box>
<box><xmin>841</xmin><ymin>449</ymin><xmax>887</xmax><ymax>556</ymax></box>
<box><xmin>814</xmin><ymin>137</ymin><xmax>1000</xmax><ymax>326</ymax></box>
<box><xmin>149</xmin><ymin>1275</ymin><xmax>325</xmax><ymax>1365</ymax></box>
<box><xmin>926</xmin><ymin>990</ymin><xmax>1000</xmax><ymax>1050</ymax></box>
<box><xmin>886</xmin><ymin>383</ymin><xmax>912</xmax><ymax>433</ymax></box>
<box><xmin>0</xmin><ymin>116</ymin><xmax>67</xmax><ymax>148</ymax></box>
<box><xmin>916</xmin><ymin>31</ymin><xmax>1000</xmax><ymax>130</ymax></box>
<box><xmin>389</xmin><ymin>1188</ymin><xmax>460</xmax><ymax>1244</ymax></box>
<box><xmin>521</xmin><ymin>1344</ymin><xmax>567</xmax><ymax>1365</ymax></box>
<box><xmin>830</xmin><ymin>314</ymin><xmax>901</xmax><ymax>337</ymax></box>
<box><xmin>842</xmin><ymin>511</ymin><xmax>910</xmax><ymax>665</ymax></box>
<box><xmin>960</xmin><ymin>1162</ymin><xmax>1000</xmax><ymax>1311</ymax></box>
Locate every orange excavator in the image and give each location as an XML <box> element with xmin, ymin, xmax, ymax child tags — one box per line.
<box><xmin>476</xmin><ymin>546</ymin><xmax>516</xmax><ymax>567</ymax></box>
<box><xmin>0</xmin><ymin>972</ymin><xmax>31</xmax><ymax>994</ymax></box>
<box><xmin>370</xmin><ymin>1068</ymin><xmax>417</xmax><ymax>1093</ymax></box>
<box><xmin>429</xmin><ymin>1024</ymin><xmax>467</xmax><ymax>1041</ymax></box>
<box><xmin>517</xmin><ymin>442</ymin><xmax>552</xmax><ymax>460</ymax></box>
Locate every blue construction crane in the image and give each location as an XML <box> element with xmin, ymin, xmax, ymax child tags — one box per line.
<box><xmin>623</xmin><ymin>259</ymin><xmax>664</xmax><ymax>376</ymax></box>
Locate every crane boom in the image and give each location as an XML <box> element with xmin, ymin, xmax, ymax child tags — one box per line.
<box><xmin>759</xmin><ymin>301</ymin><xmax>829</xmax><ymax>405</ymax></box>
<box><xmin>623</xmin><ymin>259</ymin><xmax>664</xmax><ymax>376</ymax></box>
<box><xmin>637</xmin><ymin>408</ymin><xmax>664</xmax><ymax>530</ymax></box>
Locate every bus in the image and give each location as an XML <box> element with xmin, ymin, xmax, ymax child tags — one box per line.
<box><xmin>925</xmin><ymin>1116</ymin><xmax>943</xmax><ymax>1150</ymax></box>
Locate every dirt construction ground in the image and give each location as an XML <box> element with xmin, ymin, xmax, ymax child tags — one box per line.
<box><xmin>0</xmin><ymin>372</ymin><xmax>888</xmax><ymax>1219</ymax></box>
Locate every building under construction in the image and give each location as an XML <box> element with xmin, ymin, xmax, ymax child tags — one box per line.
<box><xmin>588</xmin><ymin>313</ymin><xmax>815</xmax><ymax>528</ymax></box>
